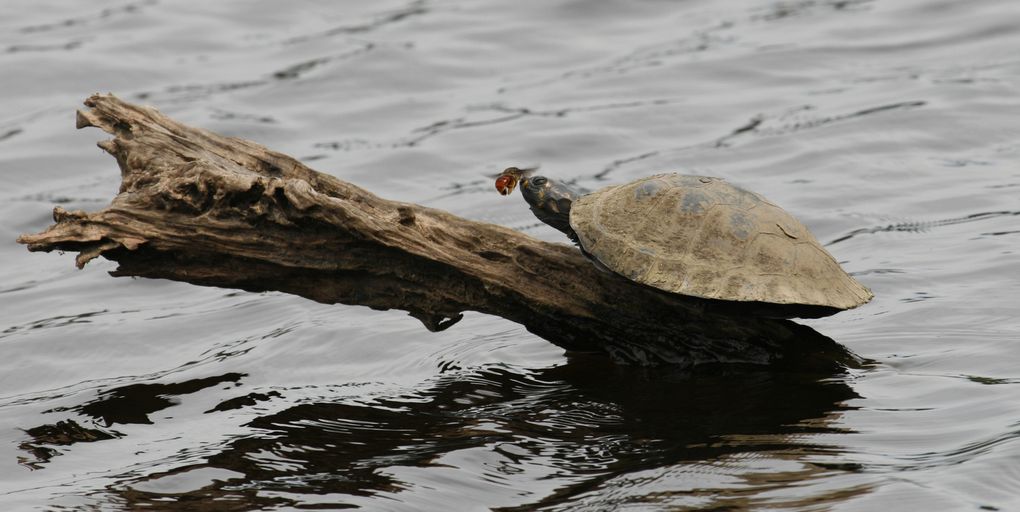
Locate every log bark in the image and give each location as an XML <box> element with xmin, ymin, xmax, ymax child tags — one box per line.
<box><xmin>18</xmin><ymin>94</ymin><xmax>856</xmax><ymax>367</ymax></box>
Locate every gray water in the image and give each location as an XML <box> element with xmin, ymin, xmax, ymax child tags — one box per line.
<box><xmin>2</xmin><ymin>0</ymin><xmax>1019</xmax><ymax>510</ymax></box>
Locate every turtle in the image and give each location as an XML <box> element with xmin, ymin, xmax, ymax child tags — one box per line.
<box><xmin>495</xmin><ymin>167</ymin><xmax>873</xmax><ymax>317</ymax></box>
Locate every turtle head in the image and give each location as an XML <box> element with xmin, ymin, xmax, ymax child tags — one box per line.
<box><xmin>496</xmin><ymin>168</ymin><xmax>579</xmax><ymax>240</ymax></box>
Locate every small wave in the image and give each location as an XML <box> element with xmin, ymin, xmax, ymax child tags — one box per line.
<box><xmin>828</xmin><ymin>210</ymin><xmax>1020</xmax><ymax>245</ymax></box>
<box><xmin>17</xmin><ymin>0</ymin><xmax>156</xmax><ymax>34</ymax></box>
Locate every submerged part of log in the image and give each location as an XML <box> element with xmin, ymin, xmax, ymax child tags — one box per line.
<box><xmin>18</xmin><ymin>94</ymin><xmax>856</xmax><ymax>368</ymax></box>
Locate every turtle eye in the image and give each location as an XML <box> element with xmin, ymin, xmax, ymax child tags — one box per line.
<box><xmin>531</xmin><ymin>176</ymin><xmax>548</xmax><ymax>186</ymax></box>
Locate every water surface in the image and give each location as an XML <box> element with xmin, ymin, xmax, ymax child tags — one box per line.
<box><xmin>2</xmin><ymin>0</ymin><xmax>1019</xmax><ymax>509</ymax></box>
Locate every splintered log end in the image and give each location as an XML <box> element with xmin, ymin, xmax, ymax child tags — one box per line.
<box><xmin>97</xmin><ymin>139</ymin><xmax>117</xmax><ymax>155</ymax></box>
<box><xmin>75</xmin><ymin>241</ymin><xmax>120</xmax><ymax>269</ymax></box>
<box><xmin>75</xmin><ymin>109</ymin><xmax>95</xmax><ymax>129</ymax></box>
<box><xmin>51</xmin><ymin>205</ymin><xmax>88</xmax><ymax>223</ymax></box>
<box><xmin>17</xmin><ymin>207</ymin><xmax>89</xmax><ymax>250</ymax></box>
<box><xmin>78</xmin><ymin>94</ymin><xmax>128</xmax><ymax>132</ymax></box>
<box><xmin>16</xmin><ymin>206</ymin><xmax>146</xmax><ymax>269</ymax></box>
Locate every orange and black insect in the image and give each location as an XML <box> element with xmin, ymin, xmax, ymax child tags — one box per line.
<box><xmin>494</xmin><ymin>167</ymin><xmax>535</xmax><ymax>196</ymax></box>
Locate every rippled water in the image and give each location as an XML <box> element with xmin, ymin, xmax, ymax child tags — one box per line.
<box><xmin>2</xmin><ymin>0</ymin><xmax>1019</xmax><ymax>509</ymax></box>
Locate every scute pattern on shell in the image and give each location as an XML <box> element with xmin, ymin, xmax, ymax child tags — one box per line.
<box><xmin>568</xmin><ymin>173</ymin><xmax>873</xmax><ymax>309</ymax></box>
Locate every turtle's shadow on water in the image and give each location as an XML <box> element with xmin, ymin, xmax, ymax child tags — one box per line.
<box><xmin>30</xmin><ymin>349</ymin><xmax>865</xmax><ymax>509</ymax></box>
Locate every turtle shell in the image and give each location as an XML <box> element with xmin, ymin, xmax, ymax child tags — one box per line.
<box><xmin>568</xmin><ymin>173</ymin><xmax>873</xmax><ymax>309</ymax></box>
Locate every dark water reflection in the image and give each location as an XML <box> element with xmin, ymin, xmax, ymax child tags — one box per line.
<box><xmin>72</xmin><ymin>359</ymin><xmax>860</xmax><ymax>510</ymax></box>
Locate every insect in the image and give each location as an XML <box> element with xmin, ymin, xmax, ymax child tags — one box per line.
<box><xmin>494</xmin><ymin>167</ymin><xmax>535</xmax><ymax>196</ymax></box>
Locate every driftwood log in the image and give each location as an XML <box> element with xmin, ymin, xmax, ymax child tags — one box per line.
<box><xmin>18</xmin><ymin>94</ymin><xmax>856</xmax><ymax>367</ymax></box>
